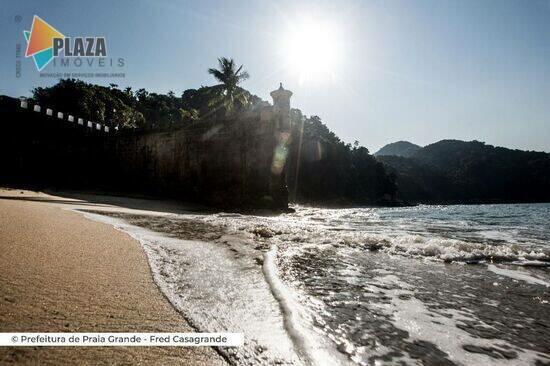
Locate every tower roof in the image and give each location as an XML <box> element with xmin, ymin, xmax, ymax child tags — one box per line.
<box><xmin>270</xmin><ymin>82</ymin><xmax>293</xmax><ymax>99</ymax></box>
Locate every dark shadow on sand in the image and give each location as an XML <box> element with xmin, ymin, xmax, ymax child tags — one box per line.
<box><xmin>1</xmin><ymin>187</ymin><xmax>291</xmax><ymax>217</ymax></box>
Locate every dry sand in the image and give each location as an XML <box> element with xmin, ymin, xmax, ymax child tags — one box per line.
<box><xmin>0</xmin><ymin>188</ymin><xmax>226</xmax><ymax>365</ymax></box>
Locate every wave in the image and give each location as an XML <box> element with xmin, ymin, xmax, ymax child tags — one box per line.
<box><xmin>196</xmin><ymin>205</ymin><xmax>550</xmax><ymax>266</ymax></box>
<box><xmin>78</xmin><ymin>210</ymin><xmax>304</xmax><ymax>365</ymax></box>
<box><xmin>361</xmin><ymin>235</ymin><xmax>550</xmax><ymax>264</ymax></box>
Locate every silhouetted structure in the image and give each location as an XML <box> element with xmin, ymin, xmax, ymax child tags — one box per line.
<box><xmin>0</xmin><ymin>85</ymin><xmax>294</xmax><ymax>210</ymax></box>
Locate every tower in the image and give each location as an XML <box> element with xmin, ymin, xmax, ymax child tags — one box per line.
<box><xmin>270</xmin><ymin>83</ymin><xmax>293</xmax><ymax>131</ymax></box>
<box><xmin>269</xmin><ymin>83</ymin><xmax>293</xmax><ymax>210</ymax></box>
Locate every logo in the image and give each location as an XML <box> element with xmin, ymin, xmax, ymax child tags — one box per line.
<box><xmin>24</xmin><ymin>15</ymin><xmax>108</xmax><ymax>71</ymax></box>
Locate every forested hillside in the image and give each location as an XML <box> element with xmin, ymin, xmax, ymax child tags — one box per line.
<box><xmin>377</xmin><ymin>140</ymin><xmax>550</xmax><ymax>204</ymax></box>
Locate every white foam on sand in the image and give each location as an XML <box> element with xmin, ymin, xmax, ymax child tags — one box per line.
<box><xmin>487</xmin><ymin>264</ymin><xmax>550</xmax><ymax>287</ymax></box>
<box><xmin>79</xmin><ymin>211</ymin><xmax>305</xmax><ymax>365</ymax></box>
<box><xmin>263</xmin><ymin>245</ymin><xmax>353</xmax><ymax>366</ymax></box>
<box><xmin>367</xmin><ymin>274</ymin><xmax>547</xmax><ymax>366</ymax></box>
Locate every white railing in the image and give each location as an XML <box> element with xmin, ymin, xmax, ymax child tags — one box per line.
<box><xmin>19</xmin><ymin>99</ymin><xmax>112</xmax><ymax>133</ymax></box>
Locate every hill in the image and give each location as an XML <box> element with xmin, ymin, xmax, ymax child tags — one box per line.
<box><xmin>377</xmin><ymin>139</ymin><xmax>550</xmax><ymax>204</ymax></box>
<box><xmin>374</xmin><ymin>141</ymin><xmax>422</xmax><ymax>157</ymax></box>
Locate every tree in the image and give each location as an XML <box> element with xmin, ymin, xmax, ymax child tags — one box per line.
<box><xmin>207</xmin><ymin>57</ymin><xmax>250</xmax><ymax>114</ymax></box>
<box><xmin>286</xmin><ymin>111</ymin><xmax>397</xmax><ymax>205</ymax></box>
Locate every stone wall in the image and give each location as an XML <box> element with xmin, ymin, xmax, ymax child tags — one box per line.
<box><xmin>110</xmin><ymin>116</ymin><xmax>280</xmax><ymax>207</ymax></box>
<box><xmin>0</xmin><ymin>87</ymin><xmax>293</xmax><ymax>209</ymax></box>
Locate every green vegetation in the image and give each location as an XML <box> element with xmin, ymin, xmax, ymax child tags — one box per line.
<box><xmin>30</xmin><ymin>58</ymin><xmax>259</xmax><ymax>129</ymax></box>
<box><xmin>288</xmin><ymin>112</ymin><xmax>397</xmax><ymax>205</ymax></box>
<box><xmin>377</xmin><ymin>139</ymin><xmax>550</xmax><ymax>203</ymax></box>
<box><xmin>374</xmin><ymin>141</ymin><xmax>422</xmax><ymax>158</ymax></box>
<box><xmin>207</xmin><ymin>57</ymin><xmax>251</xmax><ymax>114</ymax></box>
<box><xmin>29</xmin><ymin>58</ymin><xmax>398</xmax><ymax>206</ymax></box>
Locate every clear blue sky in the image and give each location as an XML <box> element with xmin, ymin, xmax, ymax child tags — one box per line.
<box><xmin>1</xmin><ymin>0</ymin><xmax>550</xmax><ymax>152</ymax></box>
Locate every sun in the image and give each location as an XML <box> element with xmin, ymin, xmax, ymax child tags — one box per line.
<box><xmin>283</xmin><ymin>20</ymin><xmax>342</xmax><ymax>82</ymax></box>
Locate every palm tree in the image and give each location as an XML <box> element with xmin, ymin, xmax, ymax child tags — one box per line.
<box><xmin>207</xmin><ymin>57</ymin><xmax>250</xmax><ymax>114</ymax></box>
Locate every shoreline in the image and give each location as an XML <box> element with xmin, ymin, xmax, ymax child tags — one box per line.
<box><xmin>80</xmin><ymin>207</ymin><xmax>309</xmax><ymax>364</ymax></box>
<box><xmin>3</xmin><ymin>187</ymin><xmax>549</xmax><ymax>365</ymax></box>
<box><xmin>0</xmin><ymin>188</ymin><xmax>226</xmax><ymax>365</ymax></box>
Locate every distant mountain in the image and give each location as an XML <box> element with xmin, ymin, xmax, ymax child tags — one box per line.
<box><xmin>374</xmin><ymin>141</ymin><xmax>422</xmax><ymax>158</ymax></box>
<box><xmin>377</xmin><ymin>139</ymin><xmax>550</xmax><ymax>204</ymax></box>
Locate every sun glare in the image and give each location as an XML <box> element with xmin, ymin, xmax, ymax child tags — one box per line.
<box><xmin>284</xmin><ymin>20</ymin><xmax>342</xmax><ymax>82</ymax></box>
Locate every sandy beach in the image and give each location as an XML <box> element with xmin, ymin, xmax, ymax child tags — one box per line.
<box><xmin>0</xmin><ymin>188</ymin><xmax>226</xmax><ymax>365</ymax></box>
<box><xmin>2</xmin><ymin>188</ymin><xmax>549</xmax><ymax>366</ymax></box>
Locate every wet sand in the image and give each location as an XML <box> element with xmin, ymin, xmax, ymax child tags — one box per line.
<box><xmin>0</xmin><ymin>188</ymin><xmax>226</xmax><ymax>365</ymax></box>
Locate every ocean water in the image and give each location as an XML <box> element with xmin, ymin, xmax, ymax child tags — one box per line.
<box><xmin>82</xmin><ymin>203</ymin><xmax>550</xmax><ymax>365</ymax></box>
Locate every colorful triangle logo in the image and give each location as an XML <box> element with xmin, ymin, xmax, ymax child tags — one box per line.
<box><xmin>24</xmin><ymin>15</ymin><xmax>64</xmax><ymax>71</ymax></box>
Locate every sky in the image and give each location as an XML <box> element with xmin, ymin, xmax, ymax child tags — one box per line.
<box><xmin>1</xmin><ymin>0</ymin><xmax>550</xmax><ymax>153</ymax></box>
